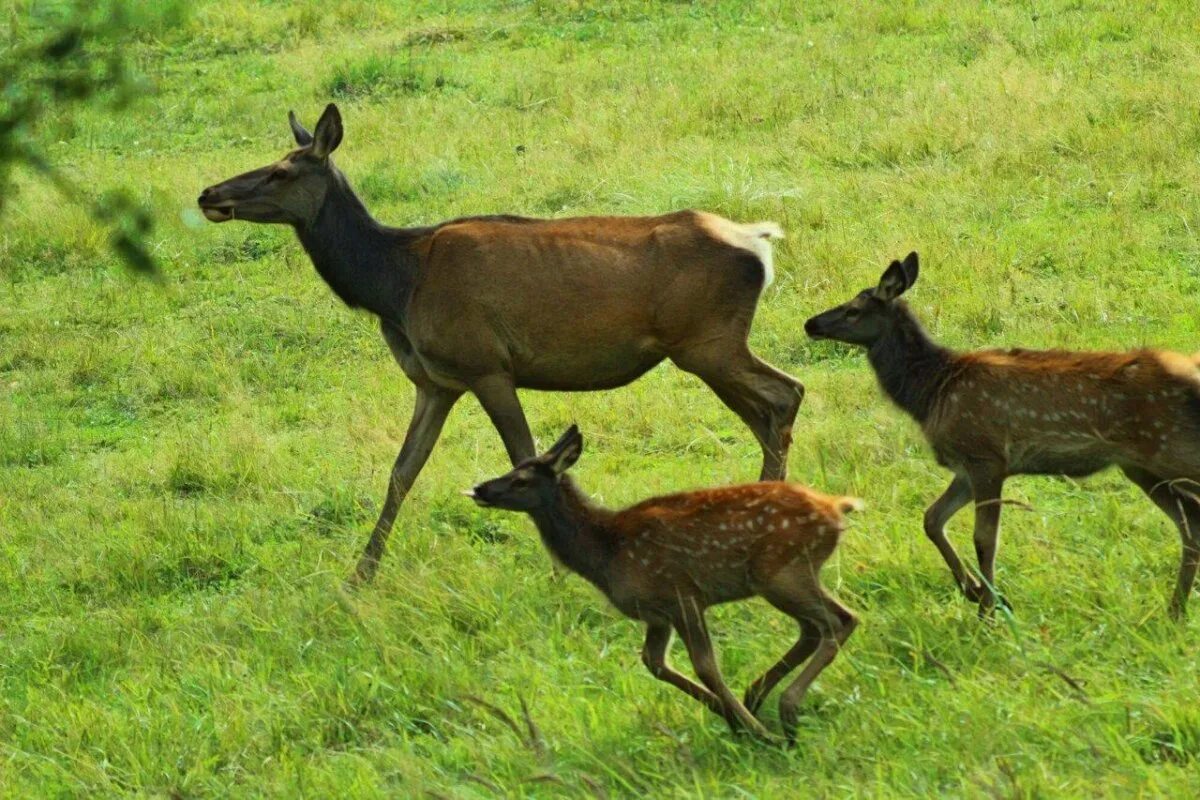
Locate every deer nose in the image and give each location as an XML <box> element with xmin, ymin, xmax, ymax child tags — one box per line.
<box><xmin>197</xmin><ymin>187</ymin><xmax>215</xmax><ymax>205</ymax></box>
<box><xmin>803</xmin><ymin>318</ymin><xmax>820</xmax><ymax>336</ymax></box>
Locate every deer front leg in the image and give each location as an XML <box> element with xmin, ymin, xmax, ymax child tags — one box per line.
<box><xmin>967</xmin><ymin>469</ymin><xmax>1007</xmax><ymax>617</ymax></box>
<box><xmin>923</xmin><ymin>474</ymin><xmax>984</xmax><ymax>601</ymax></box>
<box><xmin>471</xmin><ymin>375</ymin><xmax>537</xmax><ymax>466</ymax></box>
<box><xmin>674</xmin><ymin>602</ymin><xmax>773</xmax><ymax>740</ymax></box>
<box><xmin>641</xmin><ymin>624</ymin><xmax>727</xmax><ymax>719</ymax></box>
<box><xmin>352</xmin><ymin>385</ymin><xmax>462</xmax><ymax>585</ymax></box>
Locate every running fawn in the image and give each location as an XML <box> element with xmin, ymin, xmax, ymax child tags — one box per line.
<box><xmin>467</xmin><ymin>425</ymin><xmax>860</xmax><ymax>741</ymax></box>
<box><xmin>805</xmin><ymin>252</ymin><xmax>1200</xmax><ymax>619</ymax></box>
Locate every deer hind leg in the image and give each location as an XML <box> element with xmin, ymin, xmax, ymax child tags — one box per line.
<box><xmin>743</xmin><ymin>615</ymin><xmax>820</xmax><ymax>716</ymax></box>
<box><xmin>924</xmin><ymin>474</ymin><xmax>985</xmax><ymax>601</ymax></box>
<box><xmin>352</xmin><ymin>384</ymin><xmax>462</xmax><ymax>585</ymax></box>
<box><xmin>777</xmin><ymin>592</ymin><xmax>858</xmax><ymax>743</ymax></box>
<box><xmin>672</xmin><ymin>600</ymin><xmax>773</xmax><ymax>739</ymax></box>
<box><xmin>670</xmin><ymin>343</ymin><xmax>804</xmax><ymax>481</ymax></box>
<box><xmin>641</xmin><ymin>623</ymin><xmax>727</xmax><ymax>719</ymax></box>
<box><xmin>1121</xmin><ymin>466</ymin><xmax>1200</xmax><ymax>620</ymax></box>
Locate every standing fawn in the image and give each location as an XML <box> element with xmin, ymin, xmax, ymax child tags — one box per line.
<box><xmin>468</xmin><ymin>425</ymin><xmax>860</xmax><ymax>741</ymax></box>
<box><xmin>199</xmin><ymin>103</ymin><xmax>804</xmax><ymax>584</ymax></box>
<box><xmin>805</xmin><ymin>252</ymin><xmax>1200</xmax><ymax>619</ymax></box>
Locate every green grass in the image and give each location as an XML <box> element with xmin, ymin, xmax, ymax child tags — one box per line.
<box><xmin>4</xmin><ymin>0</ymin><xmax>1200</xmax><ymax>795</ymax></box>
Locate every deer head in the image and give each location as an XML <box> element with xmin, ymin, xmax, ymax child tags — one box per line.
<box><xmin>197</xmin><ymin>103</ymin><xmax>344</xmax><ymax>227</ymax></box>
<box><xmin>468</xmin><ymin>425</ymin><xmax>584</xmax><ymax>511</ymax></box>
<box><xmin>804</xmin><ymin>251</ymin><xmax>920</xmax><ymax>346</ymax></box>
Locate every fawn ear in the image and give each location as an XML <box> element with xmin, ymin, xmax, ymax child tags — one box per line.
<box><xmin>544</xmin><ymin>424</ymin><xmax>583</xmax><ymax>475</ymax></box>
<box><xmin>875</xmin><ymin>255</ymin><xmax>914</xmax><ymax>302</ymax></box>
<box><xmin>901</xmin><ymin>251</ymin><xmax>919</xmax><ymax>288</ymax></box>
<box><xmin>310</xmin><ymin>103</ymin><xmax>343</xmax><ymax>159</ymax></box>
<box><xmin>288</xmin><ymin>110</ymin><xmax>313</xmax><ymax>147</ymax></box>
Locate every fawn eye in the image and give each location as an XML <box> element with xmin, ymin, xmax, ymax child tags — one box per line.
<box><xmin>511</xmin><ymin>476</ymin><xmax>530</xmax><ymax>488</ymax></box>
<box><xmin>265</xmin><ymin>169</ymin><xmax>287</xmax><ymax>183</ymax></box>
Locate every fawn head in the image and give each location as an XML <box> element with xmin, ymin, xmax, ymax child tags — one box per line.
<box><xmin>197</xmin><ymin>103</ymin><xmax>344</xmax><ymax>226</ymax></box>
<box><xmin>468</xmin><ymin>425</ymin><xmax>584</xmax><ymax>511</ymax></box>
<box><xmin>804</xmin><ymin>252</ymin><xmax>920</xmax><ymax>346</ymax></box>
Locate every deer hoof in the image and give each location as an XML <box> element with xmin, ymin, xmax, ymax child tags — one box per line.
<box><xmin>975</xmin><ymin>592</ymin><xmax>1012</xmax><ymax>619</ymax></box>
<box><xmin>961</xmin><ymin>580</ymin><xmax>986</xmax><ymax>603</ymax></box>
<box><xmin>346</xmin><ymin>557</ymin><xmax>380</xmax><ymax>589</ymax></box>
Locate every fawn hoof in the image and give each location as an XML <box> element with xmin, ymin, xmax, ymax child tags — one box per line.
<box><xmin>346</xmin><ymin>556</ymin><xmax>380</xmax><ymax>589</ymax></box>
<box><xmin>743</xmin><ymin>686</ymin><xmax>766</xmax><ymax>716</ymax></box>
<box><xmin>962</xmin><ymin>580</ymin><xmax>986</xmax><ymax>603</ymax></box>
<box><xmin>1167</xmin><ymin>601</ymin><xmax>1188</xmax><ymax>621</ymax></box>
<box><xmin>779</xmin><ymin>707</ymin><xmax>799</xmax><ymax>745</ymax></box>
<box><xmin>976</xmin><ymin>592</ymin><xmax>1012</xmax><ymax>619</ymax></box>
<box><xmin>725</xmin><ymin>711</ymin><xmax>774</xmax><ymax>741</ymax></box>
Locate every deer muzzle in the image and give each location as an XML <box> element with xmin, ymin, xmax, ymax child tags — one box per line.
<box><xmin>197</xmin><ymin>187</ymin><xmax>235</xmax><ymax>222</ymax></box>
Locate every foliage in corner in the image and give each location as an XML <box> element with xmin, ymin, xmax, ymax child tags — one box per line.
<box><xmin>1</xmin><ymin>1</ymin><xmax>184</xmax><ymax>275</ymax></box>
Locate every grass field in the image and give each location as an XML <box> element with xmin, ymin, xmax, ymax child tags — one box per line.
<box><xmin>4</xmin><ymin>0</ymin><xmax>1200</xmax><ymax>796</ymax></box>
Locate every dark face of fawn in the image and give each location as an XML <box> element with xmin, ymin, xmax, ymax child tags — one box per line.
<box><xmin>197</xmin><ymin>104</ymin><xmax>344</xmax><ymax>226</ymax></box>
<box><xmin>804</xmin><ymin>251</ymin><xmax>920</xmax><ymax>346</ymax></box>
<box><xmin>469</xmin><ymin>426</ymin><xmax>583</xmax><ymax>512</ymax></box>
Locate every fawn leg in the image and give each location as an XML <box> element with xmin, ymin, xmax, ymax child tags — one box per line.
<box><xmin>924</xmin><ymin>474</ymin><xmax>984</xmax><ymax>601</ymax></box>
<box><xmin>777</xmin><ymin>593</ymin><xmax>858</xmax><ymax>742</ymax></box>
<box><xmin>352</xmin><ymin>384</ymin><xmax>462</xmax><ymax>584</ymax></box>
<box><xmin>1122</xmin><ymin>466</ymin><xmax>1200</xmax><ymax>620</ymax></box>
<box><xmin>472</xmin><ymin>375</ymin><xmax>537</xmax><ymax>465</ymax></box>
<box><xmin>673</xmin><ymin>603</ymin><xmax>772</xmax><ymax>739</ymax></box>
<box><xmin>743</xmin><ymin>618</ymin><xmax>820</xmax><ymax>716</ymax></box>
<box><xmin>966</xmin><ymin>468</ymin><xmax>1007</xmax><ymax>616</ymax></box>
<box><xmin>641</xmin><ymin>624</ymin><xmax>726</xmax><ymax>718</ymax></box>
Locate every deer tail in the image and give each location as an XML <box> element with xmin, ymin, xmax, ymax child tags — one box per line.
<box><xmin>836</xmin><ymin>496</ymin><xmax>865</xmax><ymax>514</ymax></box>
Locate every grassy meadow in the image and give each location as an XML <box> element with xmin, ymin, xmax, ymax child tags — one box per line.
<box><xmin>5</xmin><ymin>0</ymin><xmax>1200</xmax><ymax>795</ymax></box>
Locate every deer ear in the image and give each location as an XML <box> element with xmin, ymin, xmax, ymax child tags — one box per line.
<box><xmin>544</xmin><ymin>424</ymin><xmax>583</xmax><ymax>475</ymax></box>
<box><xmin>875</xmin><ymin>258</ymin><xmax>911</xmax><ymax>302</ymax></box>
<box><xmin>288</xmin><ymin>110</ymin><xmax>313</xmax><ymax>147</ymax></box>
<box><xmin>310</xmin><ymin>103</ymin><xmax>343</xmax><ymax>159</ymax></box>
<box><xmin>901</xmin><ymin>251</ymin><xmax>919</xmax><ymax>287</ymax></box>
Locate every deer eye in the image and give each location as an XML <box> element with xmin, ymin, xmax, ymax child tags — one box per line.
<box><xmin>844</xmin><ymin>308</ymin><xmax>861</xmax><ymax>319</ymax></box>
<box><xmin>511</xmin><ymin>476</ymin><xmax>530</xmax><ymax>488</ymax></box>
<box><xmin>265</xmin><ymin>169</ymin><xmax>288</xmax><ymax>183</ymax></box>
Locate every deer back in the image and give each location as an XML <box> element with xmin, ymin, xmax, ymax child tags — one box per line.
<box><xmin>927</xmin><ymin>348</ymin><xmax>1200</xmax><ymax>476</ymax></box>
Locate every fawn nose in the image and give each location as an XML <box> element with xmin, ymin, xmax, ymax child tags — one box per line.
<box><xmin>803</xmin><ymin>318</ymin><xmax>820</xmax><ymax>337</ymax></box>
<box><xmin>467</xmin><ymin>484</ymin><xmax>491</xmax><ymax>506</ymax></box>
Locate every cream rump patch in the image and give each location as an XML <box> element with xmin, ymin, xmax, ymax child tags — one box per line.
<box><xmin>696</xmin><ymin>212</ymin><xmax>784</xmax><ymax>289</ymax></box>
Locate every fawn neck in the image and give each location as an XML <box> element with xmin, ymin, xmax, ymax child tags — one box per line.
<box><xmin>294</xmin><ymin>168</ymin><xmax>418</xmax><ymax>323</ymax></box>
<box><xmin>527</xmin><ymin>476</ymin><xmax>618</xmax><ymax>591</ymax></box>
<box><xmin>867</xmin><ymin>302</ymin><xmax>954</xmax><ymax>423</ymax></box>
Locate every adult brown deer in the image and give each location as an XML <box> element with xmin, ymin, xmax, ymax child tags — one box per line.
<box><xmin>468</xmin><ymin>424</ymin><xmax>860</xmax><ymax>741</ymax></box>
<box><xmin>805</xmin><ymin>252</ymin><xmax>1200</xmax><ymax>619</ymax></box>
<box><xmin>198</xmin><ymin>104</ymin><xmax>804</xmax><ymax>583</ymax></box>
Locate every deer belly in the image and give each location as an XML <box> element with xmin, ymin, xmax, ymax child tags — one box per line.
<box><xmin>1005</xmin><ymin>434</ymin><xmax>1114</xmax><ymax>476</ymax></box>
<box><xmin>511</xmin><ymin>339</ymin><xmax>666</xmax><ymax>391</ymax></box>
<box><xmin>608</xmin><ymin>558</ymin><xmax>753</xmax><ymax>619</ymax></box>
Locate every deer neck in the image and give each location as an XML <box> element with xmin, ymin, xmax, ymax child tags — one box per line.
<box><xmin>528</xmin><ymin>477</ymin><xmax>618</xmax><ymax>591</ymax></box>
<box><xmin>294</xmin><ymin>169</ymin><xmax>417</xmax><ymax>324</ymax></box>
<box><xmin>867</xmin><ymin>302</ymin><xmax>954</xmax><ymax>424</ymax></box>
